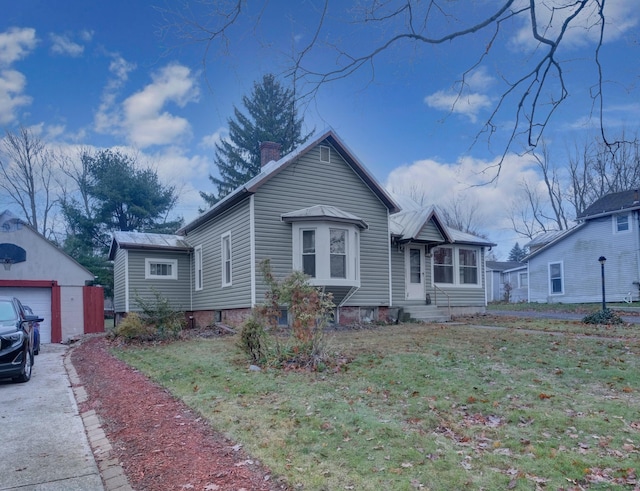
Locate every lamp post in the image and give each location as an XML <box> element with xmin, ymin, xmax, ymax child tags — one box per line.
<box><xmin>598</xmin><ymin>256</ymin><xmax>607</xmax><ymax>311</ymax></box>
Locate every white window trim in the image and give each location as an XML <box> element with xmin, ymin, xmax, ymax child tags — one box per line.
<box><xmin>548</xmin><ymin>261</ymin><xmax>564</xmax><ymax>295</ymax></box>
<box><xmin>613</xmin><ymin>213</ymin><xmax>631</xmax><ymax>234</ymax></box>
<box><xmin>145</xmin><ymin>258</ymin><xmax>178</xmax><ymax>280</ymax></box>
<box><xmin>518</xmin><ymin>271</ymin><xmax>528</xmax><ymax>288</ymax></box>
<box><xmin>194</xmin><ymin>245</ymin><xmax>203</xmax><ymax>291</ymax></box>
<box><xmin>291</xmin><ymin>221</ymin><xmax>360</xmax><ymax>287</ymax></box>
<box><xmin>221</xmin><ymin>232</ymin><xmax>232</xmax><ymax>287</ymax></box>
<box><xmin>319</xmin><ymin>145</ymin><xmax>330</xmax><ymax>163</ymax></box>
<box><xmin>432</xmin><ymin>245</ymin><xmax>482</xmax><ymax>288</ymax></box>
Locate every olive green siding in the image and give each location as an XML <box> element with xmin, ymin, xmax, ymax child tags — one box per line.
<box><xmin>185</xmin><ymin>200</ymin><xmax>252</xmax><ymax>310</ymax></box>
<box><xmin>428</xmin><ymin>252</ymin><xmax>487</xmax><ymax>307</ymax></box>
<box><xmin>416</xmin><ymin>220</ymin><xmax>444</xmax><ymax>242</ymax></box>
<box><xmin>391</xmin><ymin>242</ymin><xmax>487</xmax><ymax>308</ymax></box>
<box><xmin>253</xmin><ymin>143</ymin><xmax>392</xmax><ymax>306</ymax></box>
<box><xmin>124</xmin><ymin>250</ymin><xmax>191</xmax><ymax>311</ymax></box>
<box><xmin>113</xmin><ymin>249</ymin><xmax>127</xmax><ymax>312</ymax></box>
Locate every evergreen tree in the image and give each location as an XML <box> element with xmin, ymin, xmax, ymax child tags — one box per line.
<box><xmin>201</xmin><ymin>74</ymin><xmax>311</xmax><ymax>207</ymax></box>
<box><xmin>508</xmin><ymin>242</ymin><xmax>527</xmax><ymax>262</ymax></box>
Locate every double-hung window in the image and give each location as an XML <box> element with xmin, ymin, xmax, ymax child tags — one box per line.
<box><xmin>432</xmin><ymin>245</ymin><xmax>480</xmax><ymax>286</ymax></box>
<box><xmin>194</xmin><ymin>245</ymin><xmax>203</xmax><ymax>291</ymax></box>
<box><xmin>615</xmin><ymin>213</ymin><xmax>630</xmax><ymax>233</ymax></box>
<box><xmin>549</xmin><ymin>262</ymin><xmax>563</xmax><ymax>294</ymax></box>
<box><xmin>302</xmin><ymin>230</ymin><xmax>316</xmax><ymax>277</ymax></box>
<box><xmin>221</xmin><ymin>232</ymin><xmax>232</xmax><ymax>287</ymax></box>
<box><xmin>145</xmin><ymin>258</ymin><xmax>178</xmax><ymax>280</ymax></box>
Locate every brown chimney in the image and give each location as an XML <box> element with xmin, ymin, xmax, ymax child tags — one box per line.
<box><xmin>260</xmin><ymin>141</ymin><xmax>282</xmax><ymax>167</ymax></box>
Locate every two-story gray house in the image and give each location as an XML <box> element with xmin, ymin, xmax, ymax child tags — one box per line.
<box><xmin>526</xmin><ymin>189</ymin><xmax>640</xmax><ymax>304</ymax></box>
<box><xmin>109</xmin><ymin>130</ymin><xmax>494</xmax><ymax>326</ymax></box>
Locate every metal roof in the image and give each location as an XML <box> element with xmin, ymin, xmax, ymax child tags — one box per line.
<box><xmin>177</xmin><ymin>129</ymin><xmax>400</xmax><ymax>235</ymax></box>
<box><xmin>108</xmin><ymin>231</ymin><xmax>192</xmax><ymax>260</ymax></box>
<box><xmin>281</xmin><ymin>205</ymin><xmax>369</xmax><ymax>229</ymax></box>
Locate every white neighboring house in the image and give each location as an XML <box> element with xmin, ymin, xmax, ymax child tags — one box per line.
<box><xmin>485</xmin><ymin>261</ymin><xmax>528</xmax><ymax>303</ymax></box>
<box><xmin>525</xmin><ymin>189</ymin><xmax>640</xmax><ymax>304</ymax></box>
<box><xmin>0</xmin><ymin>210</ymin><xmax>104</xmax><ymax>343</ymax></box>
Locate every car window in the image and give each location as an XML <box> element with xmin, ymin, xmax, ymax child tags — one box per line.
<box><xmin>0</xmin><ymin>301</ymin><xmax>17</xmax><ymax>322</ymax></box>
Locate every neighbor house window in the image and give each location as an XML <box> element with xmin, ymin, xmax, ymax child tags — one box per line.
<box><xmin>433</xmin><ymin>245</ymin><xmax>481</xmax><ymax>286</ymax></box>
<box><xmin>615</xmin><ymin>213</ymin><xmax>630</xmax><ymax>233</ymax></box>
<box><xmin>194</xmin><ymin>245</ymin><xmax>203</xmax><ymax>291</ymax></box>
<box><xmin>292</xmin><ymin>223</ymin><xmax>360</xmax><ymax>287</ymax></box>
<box><xmin>518</xmin><ymin>272</ymin><xmax>528</xmax><ymax>288</ymax></box>
<box><xmin>221</xmin><ymin>232</ymin><xmax>232</xmax><ymax>287</ymax></box>
<box><xmin>549</xmin><ymin>262</ymin><xmax>563</xmax><ymax>294</ymax></box>
<box><xmin>145</xmin><ymin>258</ymin><xmax>178</xmax><ymax>280</ymax></box>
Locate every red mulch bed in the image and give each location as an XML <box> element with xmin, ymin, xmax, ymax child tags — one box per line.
<box><xmin>70</xmin><ymin>336</ymin><xmax>288</xmax><ymax>491</ymax></box>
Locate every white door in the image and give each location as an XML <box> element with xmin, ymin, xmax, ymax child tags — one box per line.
<box><xmin>0</xmin><ymin>287</ymin><xmax>52</xmax><ymax>343</ymax></box>
<box><xmin>405</xmin><ymin>245</ymin><xmax>425</xmax><ymax>301</ymax></box>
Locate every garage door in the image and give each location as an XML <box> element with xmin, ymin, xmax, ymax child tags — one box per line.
<box><xmin>0</xmin><ymin>287</ymin><xmax>52</xmax><ymax>343</ymax></box>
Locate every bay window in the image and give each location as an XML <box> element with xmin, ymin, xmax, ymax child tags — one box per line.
<box><xmin>292</xmin><ymin>223</ymin><xmax>360</xmax><ymax>287</ymax></box>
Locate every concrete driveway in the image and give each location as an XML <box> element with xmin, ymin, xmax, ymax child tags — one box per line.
<box><xmin>0</xmin><ymin>343</ymin><xmax>104</xmax><ymax>491</ymax></box>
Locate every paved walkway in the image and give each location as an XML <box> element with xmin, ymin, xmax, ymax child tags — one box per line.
<box><xmin>0</xmin><ymin>344</ymin><xmax>104</xmax><ymax>491</ymax></box>
<box><xmin>0</xmin><ymin>343</ymin><xmax>133</xmax><ymax>491</ymax></box>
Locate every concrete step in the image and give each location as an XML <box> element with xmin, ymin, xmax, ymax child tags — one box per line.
<box><xmin>401</xmin><ymin>305</ymin><xmax>450</xmax><ymax>323</ymax></box>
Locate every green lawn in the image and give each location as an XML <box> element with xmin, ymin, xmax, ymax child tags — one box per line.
<box><xmin>114</xmin><ymin>320</ymin><xmax>640</xmax><ymax>490</ymax></box>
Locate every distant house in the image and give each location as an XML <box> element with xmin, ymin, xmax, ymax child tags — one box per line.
<box><xmin>109</xmin><ymin>130</ymin><xmax>495</xmax><ymax>326</ymax></box>
<box><xmin>0</xmin><ymin>210</ymin><xmax>104</xmax><ymax>343</ymax></box>
<box><xmin>485</xmin><ymin>261</ymin><xmax>528</xmax><ymax>303</ymax></box>
<box><xmin>525</xmin><ymin>189</ymin><xmax>640</xmax><ymax>304</ymax></box>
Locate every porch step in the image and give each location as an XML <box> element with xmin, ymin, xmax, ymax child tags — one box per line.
<box><xmin>401</xmin><ymin>305</ymin><xmax>450</xmax><ymax>323</ymax></box>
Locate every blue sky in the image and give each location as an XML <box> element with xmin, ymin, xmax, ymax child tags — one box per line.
<box><xmin>2</xmin><ymin>0</ymin><xmax>639</xmax><ymax>258</ymax></box>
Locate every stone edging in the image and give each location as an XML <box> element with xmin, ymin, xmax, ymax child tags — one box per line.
<box><xmin>64</xmin><ymin>344</ymin><xmax>135</xmax><ymax>491</ymax></box>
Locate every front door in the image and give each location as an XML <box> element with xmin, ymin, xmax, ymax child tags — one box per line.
<box><xmin>405</xmin><ymin>245</ymin><xmax>425</xmax><ymax>300</ymax></box>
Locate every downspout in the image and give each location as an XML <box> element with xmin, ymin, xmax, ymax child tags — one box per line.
<box><xmin>124</xmin><ymin>249</ymin><xmax>129</xmax><ymax>312</ymax></box>
<box><xmin>635</xmin><ymin>210</ymin><xmax>640</xmax><ymax>296</ymax></box>
<box><xmin>250</xmin><ymin>195</ymin><xmax>256</xmax><ymax>307</ymax></box>
<box><xmin>189</xmin><ymin>249</ymin><xmax>193</xmax><ymax>312</ymax></box>
<box><xmin>387</xmin><ymin>209</ymin><xmax>393</xmax><ymax>307</ymax></box>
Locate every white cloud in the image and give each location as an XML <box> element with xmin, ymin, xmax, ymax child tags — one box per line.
<box><xmin>0</xmin><ymin>27</ymin><xmax>37</xmax><ymax>66</ymax></box>
<box><xmin>200</xmin><ymin>127</ymin><xmax>227</xmax><ymax>149</ymax></box>
<box><xmin>0</xmin><ymin>69</ymin><xmax>31</xmax><ymax>124</ymax></box>
<box><xmin>425</xmin><ymin>90</ymin><xmax>492</xmax><ymax>123</ymax></box>
<box><xmin>50</xmin><ymin>33</ymin><xmax>84</xmax><ymax>57</ymax></box>
<box><xmin>0</xmin><ymin>27</ymin><xmax>37</xmax><ymax>124</ymax></box>
<box><xmin>385</xmin><ymin>152</ymin><xmax>542</xmax><ymax>255</ymax></box>
<box><xmin>94</xmin><ymin>54</ymin><xmax>136</xmax><ymax>134</ymax></box>
<box><xmin>121</xmin><ymin>64</ymin><xmax>200</xmax><ymax>148</ymax></box>
<box><xmin>425</xmin><ymin>67</ymin><xmax>494</xmax><ymax>123</ymax></box>
<box><xmin>510</xmin><ymin>0</ymin><xmax>639</xmax><ymax>50</ymax></box>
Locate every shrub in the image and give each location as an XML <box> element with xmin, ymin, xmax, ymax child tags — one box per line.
<box><xmin>582</xmin><ymin>308</ymin><xmax>623</xmax><ymax>325</ymax></box>
<box><xmin>249</xmin><ymin>259</ymin><xmax>336</xmax><ymax>370</ymax></box>
<box><xmin>237</xmin><ymin>316</ymin><xmax>268</xmax><ymax>364</ymax></box>
<box><xmin>121</xmin><ymin>289</ymin><xmax>186</xmax><ymax>341</ymax></box>
<box><xmin>113</xmin><ymin>313</ymin><xmax>157</xmax><ymax>341</ymax></box>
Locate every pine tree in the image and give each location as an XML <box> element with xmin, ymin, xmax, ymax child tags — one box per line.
<box><xmin>508</xmin><ymin>242</ymin><xmax>527</xmax><ymax>262</ymax></box>
<box><xmin>201</xmin><ymin>74</ymin><xmax>312</xmax><ymax>207</ymax></box>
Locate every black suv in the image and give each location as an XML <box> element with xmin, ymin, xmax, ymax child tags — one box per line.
<box><xmin>0</xmin><ymin>296</ymin><xmax>43</xmax><ymax>383</ymax></box>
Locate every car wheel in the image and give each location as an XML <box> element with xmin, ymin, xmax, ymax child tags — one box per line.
<box><xmin>13</xmin><ymin>349</ymin><xmax>33</xmax><ymax>383</ymax></box>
